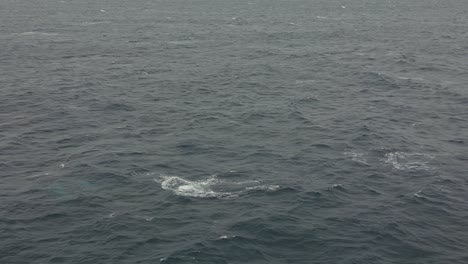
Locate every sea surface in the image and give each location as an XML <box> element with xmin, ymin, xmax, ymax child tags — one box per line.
<box><xmin>1</xmin><ymin>0</ymin><xmax>467</xmax><ymax>263</ymax></box>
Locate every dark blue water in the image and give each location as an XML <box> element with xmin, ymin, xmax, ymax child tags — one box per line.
<box><xmin>1</xmin><ymin>0</ymin><xmax>468</xmax><ymax>263</ymax></box>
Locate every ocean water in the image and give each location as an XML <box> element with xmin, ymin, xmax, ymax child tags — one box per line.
<box><xmin>1</xmin><ymin>0</ymin><xmax>468</xmax><ymax>263</ymax></box>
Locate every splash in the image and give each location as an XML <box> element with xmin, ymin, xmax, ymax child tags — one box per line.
<box><xmin>154</xmin><ymin>175</ymin><xmax>279</xmax><ymax>199</ymax></box>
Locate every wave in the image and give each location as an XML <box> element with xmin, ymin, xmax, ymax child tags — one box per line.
<box><xmin>154</xmin><ymin>175</ymin><xmax>279</xmax><ymax>199</ymax></box>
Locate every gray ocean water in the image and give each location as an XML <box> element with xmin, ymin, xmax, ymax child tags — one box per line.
<box><xmin>1</xmin><ymin>0</ymin><xmax>468</xmax><ymax>263</ymax></box>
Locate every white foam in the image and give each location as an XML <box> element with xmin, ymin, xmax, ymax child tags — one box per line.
<box><xmin>218</xmin><ymin>235</ymin><xmax>236</xmax><ymax>240</ymax></box>
<box><xmin>344</xmin><ymin>151</ymin><xmax>369</xmax><ymax>165</ymax></box>
<box><xmin>395</xmin><ymin>76</ymin><xmax>424</xmax><ymax>81</ymax></box>
<box><xmin>233</xmin><ymin>180</ymin><xmax>260</xmax><ymax>185</ymax></box>
<box><xmin>245</xmin><ymin>185</ymin><xmax>280</xmax><ymax>191</ymax></box>
<box><xmin>158</xmin><ymin>175</ymin><xmax>220</xmax><ymax>198</ymax></box>
<box><xmin>384</xmin><ymin>152</ymin><xmax>434</xmax><ymax>171</ymax></box>
<box><xmin>26</xmin><ymin>172</ymin><xmax>50</xmax><ymax>179</ymax></box>
<box><xmin>155</xmin><ymin>175</ymin><xmax>279</xmax><ymax>199</ymax></box>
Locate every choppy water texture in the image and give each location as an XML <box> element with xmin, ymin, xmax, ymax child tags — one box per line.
<box><xmin>1</xmin><ymin>0</ymin><xmax>468</xmax><ymax>263</ymax></box>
